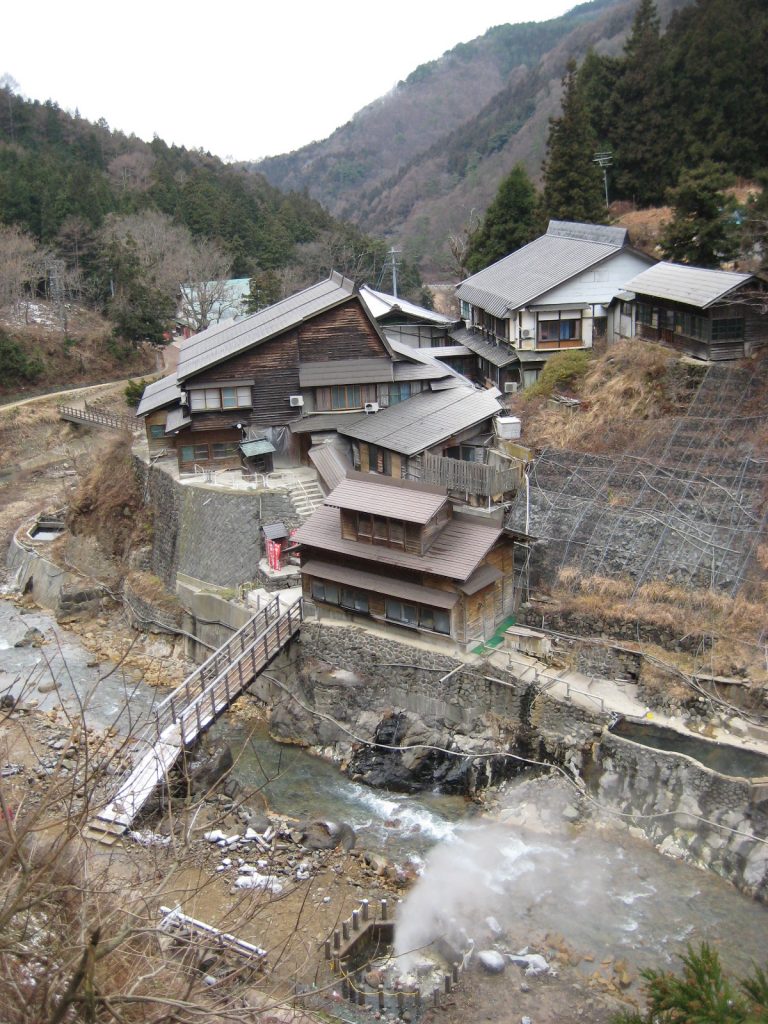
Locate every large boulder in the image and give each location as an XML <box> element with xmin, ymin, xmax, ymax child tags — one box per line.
<box><xmin>297</xmin><ymin>820</ymin><xmax>356</xmax><ymax>851</ymax></box>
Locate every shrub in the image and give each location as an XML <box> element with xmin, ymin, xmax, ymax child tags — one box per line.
<box><xmin>124</xmin><ymin>376</ymin><xmax>154</xmax><ymax>407</ymax></box>
<box><xmin>0</xmin><ymin>330</ymin><xmax>44</xmax><ymax>383</ymax></box>
<box><xmin>523</xmin><ymin>349</ymin><xmax>591</xmax><ymax>399</ymax></box>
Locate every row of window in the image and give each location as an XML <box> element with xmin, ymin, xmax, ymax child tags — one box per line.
<box><xmin>635</xmin><ymin>303</ymin><xmax>744</xmax><ymax>342</ymax></box>
<box><xmin>310</xmin><ymin>581</ymin><xmax>451</xmax><ymax>635</ymax></box>
<box><xmin>179</xmin><ymin>442</ymin><xmax>239</xmax><ymax>463</ymax></box>
<box><xmin>313</xmin><ymin>382</ymin><xmax>422</xmax><ymax>411</ymax></box>
<box><xmin>189</xmin><ymin>386</ymin><xmax>252</xmax><ymax>411</ymax></box>
<box><xmin>357</xmin><ymin>512</ymin><xmax>406</xmax><ymax>547</ymax></box>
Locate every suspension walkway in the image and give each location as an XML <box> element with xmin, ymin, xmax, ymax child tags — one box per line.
<box><xmin>85</xmin><ymin>595</ymin><xmax>304</xmax><ymax>844</ymax></box>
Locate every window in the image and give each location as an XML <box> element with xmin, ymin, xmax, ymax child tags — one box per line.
<box><xmin>212</xmin><ymin>442</ymin><xmax>239</xmax><ymax>459</ymax></box>
<box><xmin>180</xmin><ymin>444</ymin><xmax>210</xmax><ymax>463</ymax></box>
<box><xmin>711</xmin><ymin>318</ymin><xmax>744</xmax><ymax>341</ymax></box>
<box><xmin>356</xmin><ymin>513</ymin><xmax>405</xmax><ymax>548</ymax></box>
<box><xmin>312</xmin><ymin>580</ymin><xmax>368</xmax><ymax>612</ymax></box>
<box><xmin>331</xmin><ymin>385</ymin><xmax>361</xmax><ymax>409</ymax></box>
<box><xmin>149</xmin><ymin>424</ymin><xmax>165</xmax><ymax>439</ymax></box>
<box><xmin>387</xmin><ymin>381</ymin><xmax>415</xmax><ymax>405</ymax></box>
<box><xmin>538</xmin><ymin>317</ymin><xmax>580</xmax><ymax>343</ymax></box>
<box><xmin>368</xmin><ymin>444</ymin><xmax>388</xmax><ymax>474</ymax></box>
<box><xmin>189</xmin><ymin>386</ymin><xmax>251</xmax><ymax>411</ymax></box>
<box><xmin>385</xmin><ymin>600</ymin><xmax>451</xmax><ymax>635</ymax></box>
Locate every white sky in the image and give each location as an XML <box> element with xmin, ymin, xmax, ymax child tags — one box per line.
<box><xmin>2</xmin><ymin>1</ymin><xmax>575</xmax><ymax>163</ymax></box>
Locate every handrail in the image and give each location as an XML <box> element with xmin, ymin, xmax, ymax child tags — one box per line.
<box><xmin>58</xmin><ymin>405</ymin><xmax>140</xmax><ymax>433</ymax></box>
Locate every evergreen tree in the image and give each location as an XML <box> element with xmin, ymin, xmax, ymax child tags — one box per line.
<box><xmin>465</xmin><ymin>164</ymin><xmax>540</xmax><ymax>273</ymax></box>
<box><xmin>541</xmin><ymin>60</ymin><xmax>606</xmax><ymax>225</ymax></box>
<box><xmin>610</xmin><ymin>0</ymin><xmax>673</xmax><ymax>205</ymax></box>
<box><xmin>660</xmin><ymin>161</ymin><xmax>738</xmax><ymax>267</ymax></box>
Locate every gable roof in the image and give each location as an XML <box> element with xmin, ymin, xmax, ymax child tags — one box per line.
<box><xmin>323</xmin><ymin>473</ymin><xmax>448</xmax><ymax>524</ymax></box>
<box><xmin>359</xmin><ymin>284</ymin><xmax>456</xmax><ymax>326</ymax></box>
<box><xmin>338</xmin><ymin>385</ymin><xmax>502</xmax><ymax>456</ymax></box>
<box><xmin>624</xmin><ymin>262</ymin><xmax>755</xmax><ymax>309</ymax></box>
<box><xmin>457</xmin><ymin>220</ymin><xmax>632</xmax><ymax>318</ymax></box>
<box><xmin>136</xmin><ymin>372</ymin><xmax>181</xmax><ymax>416</ymax></box>
<box><xmin>176</xmin><ymin>271</ymin><xmax>386</xmax><ymax>382</ymax></box>
<box><xmin>294</xmin><ymin>504</ymin><xmax>501</xmax><ymax>581</ymax></box>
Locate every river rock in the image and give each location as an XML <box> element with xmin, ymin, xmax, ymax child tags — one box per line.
<box><xmin>298</xmin><ymin>820</ymin><xmax>356</xmax><ymax>851</ymax></box>
<box><xmin>15</xmin><ymin>627</ymin><xmax>45</xmax><ymax>648</ymax></box>
<box><xmin>478</xmin><ymin>950</ymin><xmax>506</xmax><ymax>974</ymax></box>
<box><xmin>186</xmin><ymin>744</ymin><xmax>234</xmax><ymax>795</ymax></box>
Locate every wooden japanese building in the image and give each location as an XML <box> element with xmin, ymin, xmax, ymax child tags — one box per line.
<box><xmin>623</xmin><ymin>262</ymin><xmax>767</xmax><ymax>361</ymax></box>
<box><xmin>294</xmin><ymin>472</ymin><xmax>516</xmax><ymax>648</ymax></box>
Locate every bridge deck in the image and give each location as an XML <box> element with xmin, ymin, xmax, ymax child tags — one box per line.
<box><xmin>86</xmin><ymin>595</ymin><xmax>303</xmax><ymax>842</ymax></box>
<box><xmin>59</xmin><ymin>404</ymin><xmax>141</xmax><ymax>433</ymax></box>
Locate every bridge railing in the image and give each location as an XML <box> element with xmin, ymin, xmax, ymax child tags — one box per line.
<box><xmin>58</xmin><ymin>405</ymin><xmax>141</xmax><ymax>433</ymax></box>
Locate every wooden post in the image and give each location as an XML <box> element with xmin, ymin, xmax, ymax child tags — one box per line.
<box><xmin>352</xmin><ymin>909</ymin><xmax>359</xmax><ymax>931</ymax></box>
<box><xmin>361</xmin><ymin>899</ymin><xmax>369</xmax><ymax>922</ymax></box>
<box><xmin>333</xmin><ymin>930</ymin><xmax>340</xmax><ymax>950</ymax></box>
<box><xmin>378</xmin><ymin>985</ymin><xmax>385</xmax><ymax>1011</ymax></box>
<box><xmin>452</xmin><ymin>962</ymin><xmax>459</xmax><ymax>984</ymax></box>
<box><xmin>357</xmin><ymin>988</ymin><xmax>365</xmax><ymax>1007</ymax></box>
<box><xmin>342</xmin><ymin>921</ymin><xmax>350</xmax><ymax>942</ymax></box>
<box><xmin>433</xmin><ymin>987</ymin><xmax>440</xmax><ymax>1008</ymax></box>
<box><xmin>381</xmin><ymin>898</ymin><xmax>388</xmax><ymax>921</ymax></box>
<box><xmin>444</xmin><ymin>974</ymin><xmax>451</xmax><ymax>995</ymax></box>
<box><xmin>324</xmin><ymin>940</ymin><xmax>331</xmax><ymax>960</ymax></box>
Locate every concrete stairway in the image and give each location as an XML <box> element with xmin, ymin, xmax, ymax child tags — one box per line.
<box><xmin>288</xmin><ymin>477</ymin><xmax>325</xmax><ymax>518</ymax></box>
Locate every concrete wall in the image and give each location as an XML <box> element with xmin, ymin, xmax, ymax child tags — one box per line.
<box><xmin>6</xmin><ymin>532</ymin><xmax>105</xmax><ymax>619</ymax></box>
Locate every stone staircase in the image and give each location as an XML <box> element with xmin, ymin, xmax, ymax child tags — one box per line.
<box><xmin>287</xmin><ymin>477</ymin><xmax>325</xmax><ymax>519</ymax></box>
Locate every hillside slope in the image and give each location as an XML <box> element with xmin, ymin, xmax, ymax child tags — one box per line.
<box><xmin>256</xmin><ymin>0</ymin><xmax>685</xmax><ymax>273</ymax></box>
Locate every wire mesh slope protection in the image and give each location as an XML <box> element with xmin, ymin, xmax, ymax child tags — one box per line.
<box><xmin>507</xmin><ymin>364</ymin><xmax>768</xmax><ymax>601</ymax></box>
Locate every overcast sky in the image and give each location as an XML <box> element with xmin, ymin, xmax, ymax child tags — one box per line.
<box><xmin>3</xmin><ymin>1</ymin><xmax>576</xmax><ymax>163</ymax></box>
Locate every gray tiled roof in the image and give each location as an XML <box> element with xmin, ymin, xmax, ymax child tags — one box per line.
<box><xmin>164</xmin><ymin>406</ymin><xmax>190</xmax><ymax>433</ymax></box>
<box><xmin>308</xmin><ymin>443</ymin><xmax>351</xmax><ymax>492</ymax></box>
<box><xmin>338</xmin><ymin>385</ymin><xmax>502</xmax><ymax>456</ymax></box>
<box><xmin>294</xmin><ymin>504</ymin><xmax>501</xmax><ymax>580</ymax></box>
<box><xmin>289</xmin><ymin>412</ymin><xmax>367</xmax><ymax>435</ymax></box>
<box><xmin>451</xmin><ymin>328</ymin><xmax>519</xmax><ymax>367</ymax></box>
<box><xmin>136</xmin><ymin>372</ymin><xmax>181</xmax><ymax>416</ymax></box>
<box><xmin>359</xmin><ymin>285</ymin><xmax>456</xmax><ymax>326</ymax></box>
<box><xmin>176</xmin><ymin>272</ymin><xmax>367</xmax><ymax>382</ymax></box>
<box><xmin>624</xmin><ymin>262</ymin><xmax>755</xmax><ymax>309</ymax></box>
<box><xmin>457</xmin><ymin>220</ymin><xmax>629</xmax><ymax>318</ymax></box>
<box><xmin>299</xmin><ymin>358</ymin><xmax>394</xmax><ymax>386</ymax></box>
<box><xmin>323</xmin><ymin>474</ymin><xmax>448</xmax><ymax>524</ymax></box>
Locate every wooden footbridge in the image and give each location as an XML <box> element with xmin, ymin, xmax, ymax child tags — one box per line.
<box><xmin>59</xmin><ymin>404</ymin><xmax>142</xmax><ymax>434</ymax></box>
<box><xmin>85</xmin><ymin>595</ymin><xmax>304</xmax><ymax>844</ymax></box>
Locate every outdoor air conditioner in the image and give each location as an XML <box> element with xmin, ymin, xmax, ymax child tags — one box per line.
<box><xmin>504</xmin><ymin>382</ymin><xmax>519</xmax><ymax>394</ymax></box>
<box><xmin>289</xmin><ymin>395</ymin><xmax>304</xmax><ymax>407</ymax></box>
<box><xmin>364</xmin><ymin>402</ymin><xmax>379</xmax><ymax>414</ymax></box>
<box><xmin>179</xmin><ymin>392</ymin><xmax>188</xmax><ymax>405</ymax></box>
<box><xmin>521</xmin><ymin>329</ymin><xmax>532</xmax><ymax>340</ymax></box>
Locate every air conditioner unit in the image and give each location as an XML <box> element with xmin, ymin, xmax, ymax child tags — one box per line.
<box><xmin>179</xmin><ymin>393</ymin><xmax>188</xmax><ymax>405</ymax></box>
<box><xmin>289</xmin><ymin>395</ymin><xmax>304</xmax><ymax>407</ymax></box>
<box><xmin>521</xmin><ymin>329</ymin><xmax>532</xmax><ymax>340</ymax></box>
<box><xmin>364</xmin><ymin>402</ymin><xmax>379</xmax><ymax>414</ymax></box>
<box><xmin>504</xmin><ymin>382</ymin><xmax>519</xmax><ymax>394</ymax></box>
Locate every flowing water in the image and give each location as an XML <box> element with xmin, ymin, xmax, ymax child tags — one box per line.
<box><xmin>2</xmin><ymin>599</ymin><xmax>767</xmax><ymax>980</ymax></box>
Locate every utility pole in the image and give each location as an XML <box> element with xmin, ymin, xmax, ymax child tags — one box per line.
<box><xmin>593</xmin><ymin>151</ymin><xmax>613</xmax><ymax>208</ymax></box>
<box><xmin>388</xmin><ymin>247</ymin><xmax>401</xmax><ymax>299</ymax></box>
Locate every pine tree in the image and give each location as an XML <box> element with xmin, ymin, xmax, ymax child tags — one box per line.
<box><xmin>660</xmin><ymin>161</ymin><xmax>738</xmax><ymax>267</ymax></box>
<box><xmin>465</xmin><ymin>164</ymin><xmax>540</xmax><ymax>273</ymax></box>
<box><xmin>541</xmin><ymin>60</ymin><xmax>607</xmax><ymax>225</ymax></box>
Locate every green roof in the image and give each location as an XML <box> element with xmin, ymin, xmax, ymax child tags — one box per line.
<box><xmin>240</xmin><ymin>438</ymin><xmax>276</xmax><ymax>457</ymax></box>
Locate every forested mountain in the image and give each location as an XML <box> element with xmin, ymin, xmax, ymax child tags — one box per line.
<box><xmin>256</xmin><ymin>0</ymin><xmax>766</xmax><ymax>276</ymax></box>
<box><xmin>0</xmin><ymin>91</ymin><xmax>426</xmax><ymax>371</ymax></box>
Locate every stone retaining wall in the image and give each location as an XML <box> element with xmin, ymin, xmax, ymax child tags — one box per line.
<box><xmin>6</xmin><ymin>532</ymin><xmax>106</xmax><ymax>620</ymax></box>
<box><xmin>135</xmin><ymin>456</ymin><xmax>299</xmax><ymax>591</ymax></box>
<box><xmin>250</xmin><ymin>620</ymin><xmax>767</xmax><ymax>900</ymax></box>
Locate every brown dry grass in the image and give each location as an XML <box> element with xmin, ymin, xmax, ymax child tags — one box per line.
<box><xmin>549</xmin><ymin>569</ymin><xmax>768</xmax><ymax>682</ymax></box>
<box><xmin>613</xmin><ymin>205</ymin><xmax>672</xmax><ymax>256</ymax></box>
<box><xmin>68</xmin><ymin>434</ymin><xmax>151</xmax><ymax>560</ymax></box>
<box><xmin>519</xmin><ymin>341</ymin><xmax>689</xmax><ymax>454</ymax></box>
